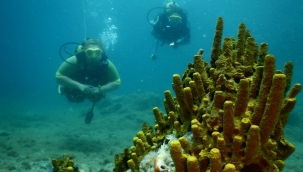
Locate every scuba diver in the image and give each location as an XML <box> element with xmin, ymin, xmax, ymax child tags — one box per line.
<box><xmin>148</xmin><ymin>2</ymin><xmax>190</xmax><ymax>59</ymax></box>
<box><xmin>56</xmin><ymin>39</ymin><xmax>121</xmax><ymax>124</ymax></box>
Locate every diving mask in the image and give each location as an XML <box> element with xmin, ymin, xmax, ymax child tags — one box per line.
<box><xmin>168</xmin><ymin>13</ymin><xmax>182</xmax><ymax>26</ymax></box>
<box><xmin>85</xmin><ymin>48</ymin><xmax>102</xmax><ymax>58</ymax></box>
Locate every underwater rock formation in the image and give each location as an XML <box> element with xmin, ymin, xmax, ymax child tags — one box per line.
<box><xmin>114</xmin><ymin>17</ymin><xmax>301</xmax><ymax>172</ymax></box>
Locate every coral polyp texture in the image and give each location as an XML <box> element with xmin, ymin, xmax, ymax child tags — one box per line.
<box><xmin>114</xmin><ymin>17</ymin><xmax>301</xmax><ymax>172</ymax></box>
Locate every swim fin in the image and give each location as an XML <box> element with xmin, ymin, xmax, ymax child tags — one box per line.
<box><xmin>85</xmin><ymin>111</ymin><xmax>94</xmax><ymax>124</ymax></box>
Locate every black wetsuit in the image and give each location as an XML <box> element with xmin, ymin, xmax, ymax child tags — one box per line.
<box><xmin>152</xmin><ymin>8</ymin><xmax>190</xmax><ymax>47</ymax></box>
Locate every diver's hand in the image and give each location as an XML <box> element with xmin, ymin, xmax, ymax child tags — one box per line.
<box><xmin>79</xmin><ymin>84</ymin><xmax>94</xmax><ymax>96</ymax></box>
<box><xmin>90</xmin><ymin>87</ymin><xmax>101</xmax><ymax>95</ymax></box>
<box><xmin>88</xmin><ymin>86</ymin><xmax>105</xmax><ymax>102</ymax></box>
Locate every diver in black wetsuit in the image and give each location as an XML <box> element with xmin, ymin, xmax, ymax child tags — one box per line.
<box><xmin>150</xmin><ymin>2</ymin><xmax>190</xmax><ymax>49</ymax></box>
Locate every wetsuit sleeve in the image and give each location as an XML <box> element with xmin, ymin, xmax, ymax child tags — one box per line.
<box><xmin>107</xmin><ymin>60</ymin><xmax>121</xmax><ymax>84</ymax></box>
<box><xmin>55</xmin><ymin>56</ymin><xmax>78</xmax><ymax>77</ymax></box>
<box><xmin>151</xmin><ymin>12</ymin><xmax>170</xmax><ymax>42</ymax></box>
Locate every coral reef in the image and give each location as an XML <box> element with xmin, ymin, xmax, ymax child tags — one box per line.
<box><xmin>114</xmin><ymin>17</ymin><xmax>301</xmax><ymax>172</ymax></box>
<box><xmin>51</xmin><ymin>154</ymin><xmax>84</xmax><ymax>172</ymax></box>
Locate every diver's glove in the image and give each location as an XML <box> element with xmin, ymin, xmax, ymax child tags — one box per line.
<box><xmin>88</xmin><ymin>86</ymin><xmax>105</xmax><ymax>102</ymax></box>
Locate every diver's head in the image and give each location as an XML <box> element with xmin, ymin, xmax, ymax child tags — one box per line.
<box><xmin>82</xmin><ymin>39</ymin><xmax>104</xmax><ymax>63</ymax></box>
<box><xmin>165</xmin><ymin>2</ymin><xmax>179</xmax><ymax>12</ymax></box>
<box><xmin>165</xmin><ymin>2</ymin><xmax>182</xmax><ymax>26</ymax></box>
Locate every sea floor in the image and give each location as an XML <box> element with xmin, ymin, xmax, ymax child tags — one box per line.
<box><xmin>0</xmin><ymin>92</ymin><xmax>302</xmax><ymax>172</ymax></box>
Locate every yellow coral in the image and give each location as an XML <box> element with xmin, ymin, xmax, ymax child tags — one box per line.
<box><xmin>113</xmin><ymin>17</ymin><xmax>301</xmax><ymax>172</ymax></box>
<box><xmin>51</xmin><ymin>154</ymin><xmax>84</xmax><ymax>172</ymax></box>
<box><xmin>170</xmin><ymin>140</ymin><xmax>187</xmax><ymax>172</ymax></box>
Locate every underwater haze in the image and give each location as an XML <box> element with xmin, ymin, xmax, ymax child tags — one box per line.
<box><xmin>0</xmin><ymin>0</ymin><xmax>302</xmax><ymax>171</ymax></box>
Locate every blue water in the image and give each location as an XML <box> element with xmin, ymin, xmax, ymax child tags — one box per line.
<box><xmin>0</xmin><ymin>0</ymin><xmax>302</xmax><ymax>170</ymax></box>
<box><xmin>1</xmin><ymin>0</ymin><xmax>302</xmax><ymax>103</ymax></box>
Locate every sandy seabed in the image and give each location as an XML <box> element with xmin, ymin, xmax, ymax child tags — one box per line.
<box><xmin>0</xmin><ymin>92</ymin><xmax>302</xmax><ymax>172</ymax></box>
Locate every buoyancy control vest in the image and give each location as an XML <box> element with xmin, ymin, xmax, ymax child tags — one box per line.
<box><xmin>73</xmin><ymin>50</ymin><xmax>109</xmax><ymax>87</ymax></box>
